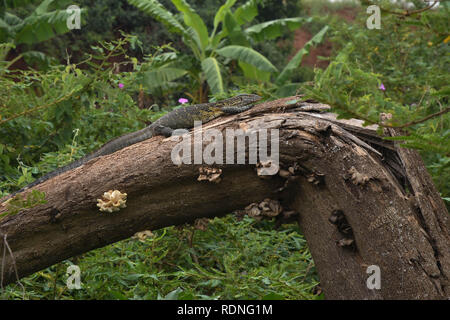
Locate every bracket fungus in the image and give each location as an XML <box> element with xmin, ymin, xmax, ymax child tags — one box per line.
<box><xmin>97</xmin><ymin>190</ymin><xmax>127</xmax><ymax>213</ymax></box>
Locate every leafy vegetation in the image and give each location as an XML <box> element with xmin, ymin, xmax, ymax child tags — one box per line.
<box><xmin>127</xmin><ymin>0</ymin><xmax>322</xmax><ymax>101</ymax></box>
<box><xmin>0</xmin><ymin>0</ymin><xmax>81</xmax><ymax>68</ymax></box>
<box><xmin>301</xmin><ymin>0</ymin><xmax>449</xmax><ymax>201</ymax></box>
<box><xmin>2</xmin><ymin>216</ymin><xmax>320</xmax><ymax>300</ymax></box>
<box><xmin>0</xmin><ymin>35</ymin><xmax>152</xmax><ymax>194</ymax></box>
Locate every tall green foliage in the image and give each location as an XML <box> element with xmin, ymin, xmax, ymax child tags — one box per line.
<box><xmin>301</xmin><ymin>2</ymin><xmax>449</xmax><ymax>201</ymax></box>
<box><xmin>0</xmin><ymin>36</ymin><xmax>152</xmax><ymax>194</ymax></box>
<box><xmin>128</xmin><ymin>0</ymin><xmax>315</xmax><ymax>101</ymax></box>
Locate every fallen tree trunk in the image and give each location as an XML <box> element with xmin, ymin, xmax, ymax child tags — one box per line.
<box><xmin>0</xmin><ymin>97</ymin><xmax>449</xmax><ymax>299</ymax></box>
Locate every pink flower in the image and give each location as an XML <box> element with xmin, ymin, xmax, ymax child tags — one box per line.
<box><xmin>118</xmin><ymin>83</ymin><xmax>124</xmax><ymax>89</ymax></box>
<box><xmin>379</xmin><ymin>83</ymin><xmax>385</xmax><ymax>91</ymax></box>
<box><xmin>178</xmin><ymin>98</ymin><xmax>188</xmax><ymax>104</ymax></box>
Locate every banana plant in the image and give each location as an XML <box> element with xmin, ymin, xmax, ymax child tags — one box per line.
<box><xmin>0</xmin><ymin>0</ymin><xmax>83</xmax><ymax>68</ymax></box>
<box><xmin>274</xmin><ymin>25</ymin><xmax>329</xmax><ymax>97</ymax></box>
<box><xmin>133</xmin><ymin>44</ymin><xmax>189</xmax><ymax>96</ymax></box>
<box><xmin>128</xmin><ymin>0</ymin><xmax>311</xmax><ymax>101</ymax></box>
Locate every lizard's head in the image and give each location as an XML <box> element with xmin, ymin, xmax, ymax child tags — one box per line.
<box><xmin>236</xmin><ymin>93</ymin><xmax>262</xmax><ymax>104</ymax></box>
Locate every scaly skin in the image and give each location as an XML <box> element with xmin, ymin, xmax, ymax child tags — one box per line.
<box><xmin>5</xmin><ymin>94</ymin><xmax>261</xmax><ymax>200</ymax></box>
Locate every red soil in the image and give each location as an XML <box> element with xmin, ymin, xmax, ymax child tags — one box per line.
<box><xmin>290</xmin><ymin>7</ymin><xmax>358</xmax><ymax>69</ymax></box>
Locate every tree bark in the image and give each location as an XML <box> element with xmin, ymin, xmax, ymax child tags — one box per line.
<box><xmin>0</xmin><ymin>97</ymin><xmax>448</xmax><ymax>299</ymax></box>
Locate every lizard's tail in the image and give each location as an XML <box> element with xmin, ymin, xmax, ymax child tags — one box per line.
<box><xmin>3</xmin><ymin>151</ymin><xmax>100</xmax><ymax>202</ymax></box>
<box><xmin>2</xmin><ymin>127</ymin><xmax>154</xmax><ymax>203</ymax></box>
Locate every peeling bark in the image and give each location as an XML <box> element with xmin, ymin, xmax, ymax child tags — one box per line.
<box><xmin>0</xmin><ymin>97</ymin><xmax>448</xmax><ymax>299</ymax></box>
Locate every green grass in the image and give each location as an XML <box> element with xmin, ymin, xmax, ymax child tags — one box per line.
<box><xmin>2</xmin><ymin>215</ymin><xmax>320</xmax><ymax>300</ymax></box>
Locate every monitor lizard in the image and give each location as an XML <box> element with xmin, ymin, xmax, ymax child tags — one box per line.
<box><xmin>3</xmin><ymin>93</ymin><xmax>261</xmax><ymax>201</ymax></box>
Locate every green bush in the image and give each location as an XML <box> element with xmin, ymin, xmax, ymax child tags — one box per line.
<box><xmin>301</xmin><ymin>1</ymin><xmax>449</xmax><ymax>203</ymax></box>
<box><xmin>0</xmin><ymin>36</ymin><xmax>152</xmax><ymax>193</ymax></box>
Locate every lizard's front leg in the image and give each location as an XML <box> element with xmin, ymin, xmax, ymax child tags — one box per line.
<box><xmin>153</xmin><ymin>125</ymin><xmax>190</xmax><ymax>137</ymax></box>
<box><xmin>153</xmin><ymin>125</ymin><xmax>174</xmax><ymax>137</ymax></box>
<box><xmin>221</xmin><ymin>104</ymin><xmax>254</xmax><ymax>114</ymax></box>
